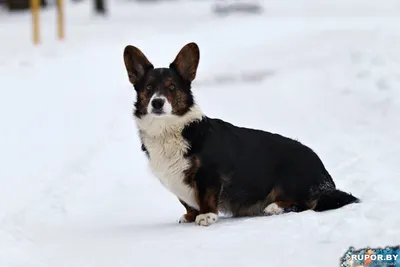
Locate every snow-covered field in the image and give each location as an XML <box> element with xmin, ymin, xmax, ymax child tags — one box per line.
<box><xmin>1</xmin><ymin>0</ymin><xmax>400</xmax><ymax>266</ymax></box>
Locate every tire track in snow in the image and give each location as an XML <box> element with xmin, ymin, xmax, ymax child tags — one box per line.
<box><xmin>0</xmin><ymin>75</ymin><xmax>131</xmax><ymax>267</ymax></box>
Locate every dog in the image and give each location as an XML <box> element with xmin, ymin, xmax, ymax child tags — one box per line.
<box><xmin>122</xmin><ymin>42</ymin><xmax>359</xmax><ymax>226</ymax></box>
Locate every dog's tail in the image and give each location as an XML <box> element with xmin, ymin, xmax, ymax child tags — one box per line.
<box><xmin>313</xmin><ymin>189</ymin><xmax>360</xmax><ymax>212</ymax></box>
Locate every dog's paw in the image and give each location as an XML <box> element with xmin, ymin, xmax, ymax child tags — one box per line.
<box><xmin>178</xmin><ymin>214</ymin><xmax>190</xmax><ymax>223</ymax></box>
<box><xmin>263</xmin><ymin>203</ymin><xmax>284</xmax><ymax>216</ymax></box>
<box><xmin>195</xmin><ymin>213</ymin><xmax>218</xmax><ymax>226</ymax></box>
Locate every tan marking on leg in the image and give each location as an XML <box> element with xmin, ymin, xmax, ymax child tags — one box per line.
<box><xmin>275</xmin><ymin>201</ymin><xmax>298</xmax><ymax>208</ymax></box>
<box><xmin>179</xmin><ymin>199</ymin><xmax>199</xmax><ymax>223</ymax></box>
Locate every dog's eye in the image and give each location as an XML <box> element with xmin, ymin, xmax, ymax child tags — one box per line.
<box><xmin>169</xmin><ymin>85</ymin><xmax>175</xmax><ymax>91</ymax></box>
<box><xmin>146</xmin><ymin>85</ymin><xmax>152</xmax><ymax>91</ymax></box>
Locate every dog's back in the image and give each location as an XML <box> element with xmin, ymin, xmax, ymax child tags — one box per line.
<box><xmin>183</xmin><ymin>117</ymin><xmax>359</xmax><ymax>217</ymax></box>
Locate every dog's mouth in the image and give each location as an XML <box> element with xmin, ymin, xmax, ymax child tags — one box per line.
<box><xmin>151</xmin><ymin>109</ymin><xmax>164</xmax><ymax>115</ymax></box>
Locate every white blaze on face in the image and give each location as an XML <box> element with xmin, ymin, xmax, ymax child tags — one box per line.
<box><xmin>147</xmin><ymin>93</ymin><xmax>173</xmax><ymax>115</ymax></box>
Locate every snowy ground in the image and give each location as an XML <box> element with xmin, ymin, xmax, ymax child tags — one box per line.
<box><xmin>1</xmin><ymin>0</ymin><xmax>400</xmax><ymax>266</ymax></box>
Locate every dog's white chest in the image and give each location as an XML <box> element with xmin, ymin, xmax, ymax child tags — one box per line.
<box><xmin>142</xmin><ymin>134</ymin><xmax>199</xmax><ymax>210</ymax></box>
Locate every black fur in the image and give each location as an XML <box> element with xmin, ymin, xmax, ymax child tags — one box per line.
<box><xmin>140</xmin><ymin>143</ymin><xmax>149</xmax><ymax>158</ymax></box>
<box><xmin>182</xmin><ymin>117</ymin><xmax>360</xmax><ymax>216</ymax></box>
<box><xmin>313</xmin><ymin>189</ymin><xmax>360</xmax><ymax>211</ymax></box>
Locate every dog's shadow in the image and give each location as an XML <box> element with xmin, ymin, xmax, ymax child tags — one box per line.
<box><xmin>87</xmin><ymin>211</ymin><xmax>308</xmax><ymax>240</ymax></box>
<box><xmin>100</xmin><ymin>215</ymin><xmax>243</xmax><ymax>235</ymax></box>
<box><xmin>116</xmin><ymin>212</ymin><xmax>298</xmax><ymax>233</ymax></box>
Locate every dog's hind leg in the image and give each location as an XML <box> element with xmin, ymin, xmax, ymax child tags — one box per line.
<box><xmin>263</xmin><ymin>202</ymin><xmax>284</xmax><ymax>215</ymax></box>
<box><xmin>263</xmin><ymin>201</ymin><xmax>307</xmax><ymax>216</ymax></box>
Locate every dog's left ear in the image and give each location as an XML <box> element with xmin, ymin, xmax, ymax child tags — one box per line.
<box><xmin>170</xmin><ymin>42</ymin><xmax>200</xmax><ymax>82</ymax></box>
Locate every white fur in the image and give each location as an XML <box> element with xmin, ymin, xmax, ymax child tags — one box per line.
<box><xmin>135</xmin><ymin>104</ymin><xmax>203</xmax><ymax>210</ymax></box>
<box><xmin>147</xmin><ymin>94</ymin><xmax>173</xmax><ymax>115</ymax></box>
<box><xmin>178</xmin><ymin>215</ymin><xmax>189</xmax><ymax>223</ymax></box>
<box><xmin>195</xmin><ymin>213</ymin><xmax>218</xmax><ymax>226</ymax></box>
<box><xmin>263</xmin><ymin>203</ymin><xmax>284</xmax><ymax>215</ymax></box>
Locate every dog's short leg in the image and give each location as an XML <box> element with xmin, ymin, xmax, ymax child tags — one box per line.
<box><xmin>263</xmin><ymin>203</ymin><xmax>284</xmax><ymax>215</ymax></box>
<box><xmin>194</xmin><ymin>167</ymin><xmax>222</xmax><ymax>226</ymax></box>
<box><xmin>195</xmin><ymin>212</ymin><xmax>218</xmax><ymax>226</ymax></box>
<box><xmin>264</xmin><ymin>201</ymin><xmax>303</xmax><ymax>216</ymax></box>
<box><xmin>178</xmin><ymin>199</ymin><xmax>199</xmax><ymax>223</ymax></box>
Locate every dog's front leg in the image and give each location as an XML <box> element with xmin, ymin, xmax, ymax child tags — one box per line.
<box><xmin>194</xmin><ymin>168</ymin><xmax>222</xmax><ymax>226</ymax></box>
<box><xmin>178</xmin><ymin>199</ymin><xmax>199</xmax><ymax>223</ymax></box>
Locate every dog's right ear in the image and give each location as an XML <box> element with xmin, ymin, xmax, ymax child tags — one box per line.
<box><xmin>123</xmin><ymin>45</ymin><xmax>154</xmax><ymax>86</ymax></box>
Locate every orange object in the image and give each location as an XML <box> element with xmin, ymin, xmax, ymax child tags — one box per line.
<box><xmin>365</xmin><ymin>249</ymin><xmax>373</xmax><ymax>265</ymax></box>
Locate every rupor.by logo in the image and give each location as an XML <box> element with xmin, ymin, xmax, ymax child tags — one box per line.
<box><xmin>340</xmin><ymin>246</ymin><xmax>400</xmax><ymax>267</ymax></box>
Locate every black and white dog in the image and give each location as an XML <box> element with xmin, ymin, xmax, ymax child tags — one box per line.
<box><xmin>123</xmin><ymin>42</ymin><xmax>359</xmax><ymax>226</ymax></box>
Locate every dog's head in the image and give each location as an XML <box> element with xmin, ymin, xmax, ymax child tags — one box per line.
<box><xmin>123</xmin><ymin>42</ymin><xmax>200</xmax><ymax>119</ymax></box>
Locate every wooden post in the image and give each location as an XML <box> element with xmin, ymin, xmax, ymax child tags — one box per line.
<box><xmin>30</xmin><ymin>0</ymin><xmax>40</xmax><ymax>45</ymax></box>
<box><xmin>56</xmin><ymin>0</ymin><xmax>65</xmax><ymax>40</ymax></box>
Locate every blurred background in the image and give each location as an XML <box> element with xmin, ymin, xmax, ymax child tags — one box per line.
<box><xmin>1</xmin><ymin>0</ymin><xmax>400</xmax><ymax>266</ymax></box>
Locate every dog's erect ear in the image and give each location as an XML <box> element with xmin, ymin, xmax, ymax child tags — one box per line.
<box><xmin>170</xmin><ymin>42</ymin><xmax>200</xmax><ymax>82</ymax></box>
<box><xmin>123</xmin><ymin>45</ymin><xmax>154</xmax><ymax>86</ymax></box>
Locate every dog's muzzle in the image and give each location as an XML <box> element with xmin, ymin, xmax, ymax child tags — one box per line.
<box><xmin>150</xmin><ymin>97</ymin><xmax>165</xmax><ymax>115</ymax></box>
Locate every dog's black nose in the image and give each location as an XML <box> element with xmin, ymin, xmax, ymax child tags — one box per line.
<box><xmin>151</xmin><ymin>98</ymin><xmax>165</xmax><ymax>109</ymax></box>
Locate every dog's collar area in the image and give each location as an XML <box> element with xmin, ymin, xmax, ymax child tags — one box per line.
<box><xmin>134</xmin><ymin>104</ymin><xmax>204</xmax><ymax>137</ymax></box>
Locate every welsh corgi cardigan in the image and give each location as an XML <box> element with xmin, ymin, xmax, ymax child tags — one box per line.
<box><xmin>123</xmin><ymin>42</ymin><xmax>359</xmax><ymax>226</ymax></box>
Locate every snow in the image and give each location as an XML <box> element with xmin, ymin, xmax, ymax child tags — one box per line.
<box><xmin>1</xmin><ymin>0</ymin><xmax>400</xmax><ymax>266</ymax></box>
